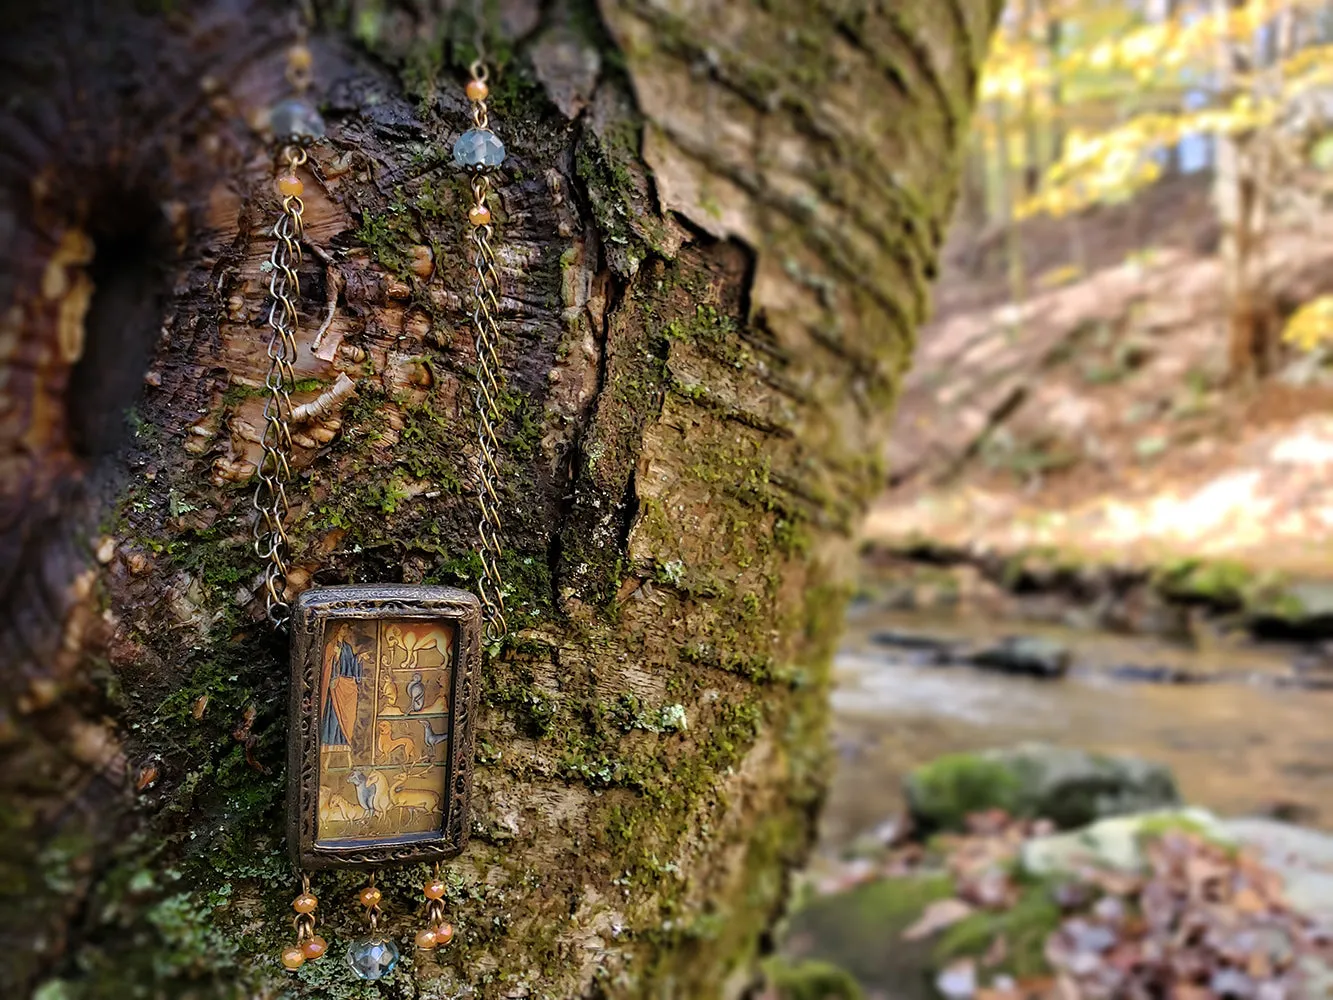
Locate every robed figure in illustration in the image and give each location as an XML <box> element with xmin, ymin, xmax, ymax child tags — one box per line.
<box><xmin>321</xmin><ymin>624</ymin><xmax>365</xmax><ymax>750</ymax></box>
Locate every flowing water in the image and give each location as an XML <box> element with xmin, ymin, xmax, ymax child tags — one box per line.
<box><xmin>817</xmin><ymin>604</ymin><xmax>1333</xmax><ymax>857</ymax></box>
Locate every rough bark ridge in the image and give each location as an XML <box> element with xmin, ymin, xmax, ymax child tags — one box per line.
<box><xmin>0</xmin><ymin>1</ymin><xmax>1001</xmax><ymax>997</ymax></box>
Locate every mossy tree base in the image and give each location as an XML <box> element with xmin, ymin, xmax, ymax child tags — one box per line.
<box><xmin>0</xmin><ymin>0</ymin><xmax>1002</xmax><ymax>996</ymax></box>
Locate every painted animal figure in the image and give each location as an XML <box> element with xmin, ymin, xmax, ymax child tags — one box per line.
<box><xmin>406</xmin><ymin>671</ymin><xmax>426</xmax><ymax>713</ymax></box>
<box><xmin>376</xmin><ymin>721</ymin><xmax>417</xmax><ymax>762</ymax></box>
<box><xmin>319</xmin><ymin>786</ymin><xmax>361</xmax><ymax>824</ymax></box>
<box><xmin>385</xmin><ymin>625</ymin><xmax>446</xmax><ymax>671</ymax></box>
<box><xmin>387</xmin><ymin>770</ymin><xmax>442</xmax><ymax>822</ymax></box>
<box><xmin>347</xmin><ymin>771</ymin><xmax>380</xmax><ymax>819</ymax></box>
<box><xmin>421</xmin><ymin>720</ymin><xmax>449</xmax><ymax>750</ymax></box>
<box><xmin>379</xmin><ymin>675</ymin><xmax>404</xmax><ymax>716</ymax></box>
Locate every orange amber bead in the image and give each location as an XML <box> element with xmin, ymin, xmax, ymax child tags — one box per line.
<box><xmin>465</xmin><ymin>79</ymin><xmax>489</xmax><ymax>102</ymax></box>
<box><xmin>281</xmin><ymin>945</ymin><xmax>306</xmax><ymax>970</ymax></box>
<box><xmin>468</xmin><ymin>204</ymin><xmax>491</xmax><ymax>227</ymax></box>
<box><xmin>302</xmin><ymin>935</ymin><xmax>328</xmax><ymax>960</ymax></box>
<box><xmin>276</xmin><ymin>173</ymin><xmax>304</xmax><ymax>198</ymax></box>
<box><xmin>414</xmin><ymin>928</ymin><xmax>438</xmax><ymax>950</ymax></box>
<box><xmin>423</xmin><ymin>879</ymin><xmax>447</xmax><ymax>899</ymax></box>
<box><xmin>359</xmin><ymin>886</ymin><xmax>382</xmax><ymax>907</ymax></box>
<box><xmin>292</xmin><ymin>892</ymin><xmax>317</xmax><ymax>913</ymax></box>
<box><xmin>287</xmin><ymin>44</ymin><xmax>313</xmax><ymax>72</ymax></box>
<box><xmin>434</xmin><ymin>922</ymin><xmax>455</xmax><ymax>946</ymax></box>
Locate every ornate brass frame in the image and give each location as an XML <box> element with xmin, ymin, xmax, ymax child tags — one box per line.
<box><xmin>287</xmin><ymin>584</ymin><xmax>481</xmax><ymax>870</ymax></box>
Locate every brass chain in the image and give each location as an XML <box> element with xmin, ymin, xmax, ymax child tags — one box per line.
<box><xmin>466</xmin><ymin>61</ymin><xmax>509</xmax><ymax>646</ymax></box>
<box><xmin>252</xmin><ymin>61</ymin><xmax>509</xmax><ymax>646</ymax></box>
<box><xmin>252</xmin><ymin>145</ymin><xmax>307</xmax><ymax>632</ymax></box>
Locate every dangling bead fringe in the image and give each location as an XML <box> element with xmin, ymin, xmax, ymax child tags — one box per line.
<box><xmin>416</xmin><ymin>864</ymin><xmax>455</xmax><ymax>951</ymax></box>
<box><xmin>281</xmin><ymin>874</ymin><xmax>326</xmax><ymax>971</ymax></box>
<box><xmin>347</xmin><ymin>871</ymin><xmax>400</xmax><ymax>980</ymax></box>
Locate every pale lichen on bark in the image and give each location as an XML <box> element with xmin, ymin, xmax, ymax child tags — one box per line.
<box><xmin>0</xmin><ymin>1</ymin><xmax>1001</xmax><ymax>997</ymax></box>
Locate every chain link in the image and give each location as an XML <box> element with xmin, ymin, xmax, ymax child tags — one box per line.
<box><xmin>252</xmin><ymin>146</ymin><xmax>307</xmax><ymax>632</ymax></box>
<box><xmin>468</xmin><ymin>169</ymin><xmax>508</xmax><ymax>646</ymax></box>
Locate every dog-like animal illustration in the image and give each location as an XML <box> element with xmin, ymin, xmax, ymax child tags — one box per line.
<box><xmin>376</xmin><ymin>721</ymin><xmax>417</xmax><ymax>762</ymax></box>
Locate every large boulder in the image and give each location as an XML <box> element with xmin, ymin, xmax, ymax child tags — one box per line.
<box><xmin>1225</xmin><ymin>817</ymin><xmax>1333</xmax><ymax>926</ymax></box>
<box><xmin>905</xmin><ymin>743</ymin><xmax>1181</xmax><ymax>833</ymax></box>
<box><xmin>1020</xmin><ymin>808</ymin><xmax>1233</xmax><ymax>876</ymax></box>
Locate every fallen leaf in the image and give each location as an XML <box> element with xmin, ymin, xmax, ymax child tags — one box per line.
<box><xmin>937</xmin><ymin>958</ymin><xmax>979</xmax><ymax>1000</ymax></box>
<box><xmin>903</xmin><ymin>897</ymin><xmax>975</xmax><ymax>941</ymax></box>
<box><xmin>1233</xmin><ymin>886</ymin><xmax>1268</xmax><ymax>915</ymax></box>
<box><xmin>1168</xmin><ymin>985</ymin><xmax>1212</xmax><ymax>1000</ymax></box>
<box><xmin>983</xmin><ymin>933</ymin><xmax>1009</xmax><ymax>968</ymax></box>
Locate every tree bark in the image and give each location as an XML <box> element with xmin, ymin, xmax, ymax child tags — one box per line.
<box><xmin>0</xmin><ymin>1</ymin><xmax>1001</xmax><ymax>997</ymax></box>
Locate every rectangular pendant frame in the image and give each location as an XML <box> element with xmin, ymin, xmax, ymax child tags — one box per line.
<box><xmin>287</xmin><ymin>584</ymin><xmax>482</xmax><ymax>870</ymax></box>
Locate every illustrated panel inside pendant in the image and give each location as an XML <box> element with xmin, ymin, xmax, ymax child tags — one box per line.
<box><xmin>315</xmin><ymin>618</ymin><xmax>455</xmax><ymax>848</ymax></box>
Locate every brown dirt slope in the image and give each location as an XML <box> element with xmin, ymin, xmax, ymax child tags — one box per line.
<box><xmin>870</xmin><ymin>182</ymin><xmax>1333</xmax><ymax>577</ymax></box>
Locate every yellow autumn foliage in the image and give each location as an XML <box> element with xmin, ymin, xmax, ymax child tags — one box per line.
<box><xmin>983</xmin><ymin>0</ymin><xmax>1333</xmax><ymax>222</ymax></box>
<box><xmin>1282</xmin><ymin>296</ymin><xmax>1333</xmax><ymax>352</ymax></box>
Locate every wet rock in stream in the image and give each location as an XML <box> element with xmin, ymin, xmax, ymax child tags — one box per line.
<box><xmin>905</xmin><ymin>743</ymin><xmax>1181</xmax><ymax>834</ymax></box>
<box><xmin>869</xmin><ymin>629</ymin><xmax>959</xmax><ymax>665</ymax></box>
<box><xmin>966</xmin><ymin>636</ymin><xmax>1071</xmax><ymax>678</ymax></box>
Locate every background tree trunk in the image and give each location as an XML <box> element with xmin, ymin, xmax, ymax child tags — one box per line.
<box><xmin>0</xmin><ymin>1</ymin><xmax>1001</xmax><ymax>996</ymax></box>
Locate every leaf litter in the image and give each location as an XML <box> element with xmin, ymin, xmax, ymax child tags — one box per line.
<box><xmin>854</xmin><ymin>810</ymin><xmax>1333</xmax><ymax>999</ymax></box>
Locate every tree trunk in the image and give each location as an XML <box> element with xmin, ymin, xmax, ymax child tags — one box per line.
<box><xmin>1046</xmin><ymin>2</ymin><xmax>1064</xmax><ymax>169</ymax></box>
<box><xmin>1214</xmin><ymin>0</ymin><xmax>1287</xmax><ymax>381</ymax></box>
<box><xmin>0</xmin><ymin>1</ymin><xmax>1001</xmax><ymax>997</ymax></box>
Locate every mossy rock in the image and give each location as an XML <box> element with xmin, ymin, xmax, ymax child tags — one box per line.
<box><xmin>933</xmin><ymin>879</ymin><xmax>1063</xmax><ymax>980</ymax></box>
<box><xmin>905</xmin><ymin>743</ymin><xmax>1181</xmax><ymax>834</ymax></box>
<box><xmin>1020</xmin><ymin>807</ymin><xmax>1234</xmax><ymax>877</ymax></box>
<box><xmin>761</xmin><ymin>957</ymin><xmax>865</xmax><ymax>1000</ymax></box>
<box><xmin>904</xmin><ymin>755</ymin><xmax>1023</xmax><ymax>833</ymax></box>
<box><xmin>780</xmin><ymin>874</ymin><xmax>953</xmax><ymax>1000</ymax></box>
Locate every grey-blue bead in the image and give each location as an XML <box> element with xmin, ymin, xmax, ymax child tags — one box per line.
<box><xmin>270</xmin><ymin>98</ymin><xmax>326</xmax><ymax>141</ymax></box>
<box><xmin>346</xmin><ymin>937</ymin><xmax>400</xmax><ymax>980</ymax></box>
<box><xmin>453</xmin><ymin>128</ymin><xmax>506</xmax><ymax>169</ymax></box>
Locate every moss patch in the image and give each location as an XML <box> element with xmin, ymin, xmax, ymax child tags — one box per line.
<box><xmin>904</xmin><ymin>753</ymin><xmax>1023</xmax><ymax>833</ymax></box>
<box><xmin>761</xmin><ymin>957</ymin><xmax>865</xmax><ymax>1000</ymax></box>
<box><xmin>780</xmin><ymin>874</ymin><xmax>953</xmax><ymax>993</ymax></box>
<box><xmin>933</xmin><ymin>879</ymin><xmax>1061</xmax><ymax>980</ymax></box>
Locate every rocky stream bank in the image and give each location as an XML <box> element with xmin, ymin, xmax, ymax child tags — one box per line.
<box><xmin>760</xmin><ymin>565</ymin><xmax>1333</xmax><ymax>1000</ymax></box>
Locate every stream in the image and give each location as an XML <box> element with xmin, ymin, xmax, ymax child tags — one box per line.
<box><xmin>816</xmin><ymin>603</ymin><xmax>1333</xmax><ymax>858</ymax></box>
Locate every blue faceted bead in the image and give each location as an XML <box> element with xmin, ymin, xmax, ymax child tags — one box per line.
<box><xmin>453</xmin><ymin>128</ymin><xmax>506</xmax><ymax>169</ymax></box>
<box><xmin>270</xmin><ymin>98</ymin><xmax>325</xmax><ymax>141</ymax></box>
<box><xmin>346</xmin><ymin>937</ymin><xmax>400</xmax><ymax>980</ymax></box>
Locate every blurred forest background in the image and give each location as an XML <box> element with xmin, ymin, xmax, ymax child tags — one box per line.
<box><xmin>772</xmin><ymin>2</ymin><xmax>1333</xmax><ymax>998</ymax></box>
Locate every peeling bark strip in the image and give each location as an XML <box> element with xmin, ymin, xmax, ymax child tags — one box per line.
<box><xmin>0</xmin><ymin>1</ymin><xmax>1001</xmax><ymax>997</ymax></box>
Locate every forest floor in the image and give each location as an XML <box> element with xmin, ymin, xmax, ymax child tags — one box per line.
<box><xmin>867</xmin><ymin>174</ymin><xmax>1333</xmax><ymax>579</ymax></box>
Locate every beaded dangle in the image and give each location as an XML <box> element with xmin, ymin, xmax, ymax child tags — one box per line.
<box><xmin>261</xmin><ymin>33</ymin><xmax>330</xmax><ymax>978</ymax></box>
<box><xmin>281</xmin><ymin>876</ymin><xmax>327</xmax><ymax>970</ymax></box>
<box><xmin>414</xmin><ymin>864</ymin><xmax>456</xmax><ymax>952</ymax></box>
<box><xmin>346</xmin><ymin>874</ymin><xmax>400</xmax><ymax>980</ymax></box>
<box><xmin>452</xmin><ymin>59</ymin><xmax>509</xmax><ymax>646</ymax></box>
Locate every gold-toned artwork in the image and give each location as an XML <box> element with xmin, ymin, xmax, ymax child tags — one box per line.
<box><xmin>314</xmin><ymin>618</ymin><xmax>455</xmax><ymax>847</ymax></box>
